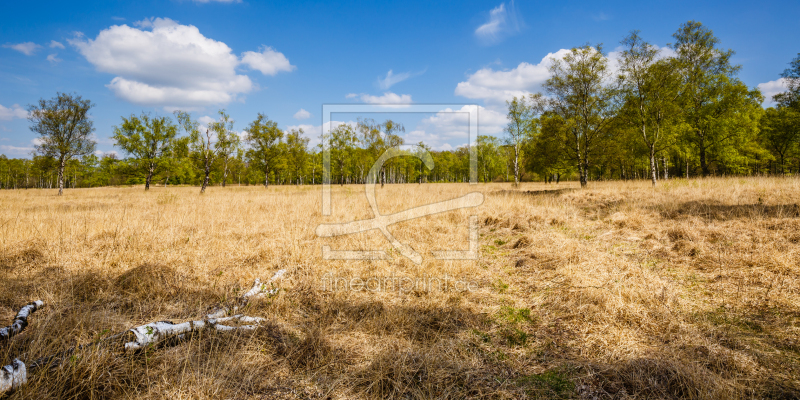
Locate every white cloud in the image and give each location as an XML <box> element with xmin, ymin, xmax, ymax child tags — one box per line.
<box><xmin>31</xmin><ymin>138</ymin><xmax>44</xmax><ymax>146</ymax></box>
<box><xmin>0</xmin><ymin>104</ymin><xmax>27</xmax><ymax>120</ymax></box>
<box><xmin>69</xmin><ymin>18</ymin><xmax>259</xmax><ymax>109</ymax></box>
<box><xmin>3</xmin><ymin>42</ymin><xmax>41</xmax><ymax>56</ymax></box>
<box><xmin>356</xmin><ymin>92</ymin><xmax>412</xmax><ymax>104</ymax></box>
<box><xmin>47</xmin><ymin>53</ymin><xmax>62</xmax><ymax>64</ymax></box>
<box><xmin>49</xmin><ymin>40</ymin><xmax>65</xmax><ymax>49</ymax></box>
<box><xmin>293</xmin><ymin>108</ymin><xmax>311</xmax><ymax>120</ymax></box>
<box><xmin>758</xmin><ymin>78</ymin><xmax>789</xmax><ymax>104</ymax></box>
<box><xmin>0</xmin><ymin>145</ymin><xmax>33</xmax><ymax>156</ymax></box>
<box><xmin>240</xmin><ymin>46</ymin><xmax>295</xmax><ymax>76</ymax></box>
<box><xmin>377</xmin><ymin>69</ymin><xmax>424</xmax><ymax>90</ymax></box>
<box><xmin>455</xmin><ymin>49</ymin><xmax>570</xmax><ymax>107</ymax></box>
<box><xmin>475</xmin><ymin>1</ymin><xmax>522</xmax><ymax>45</ymax></box>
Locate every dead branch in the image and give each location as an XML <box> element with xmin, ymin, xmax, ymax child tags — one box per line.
<box><xmin>0</xmin><ymin>301</ymin><xmax>44</xmax><ymax>342</ymax></box>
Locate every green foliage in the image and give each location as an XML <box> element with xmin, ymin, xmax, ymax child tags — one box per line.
<box><xmin>112</xmin><ymin>112</ymin><xmax>179</xmax><ymax>190</ymax></box>
<box><xmin>517</xmin><ymin>368</ymin><xmax>575</xmax><ymax>399</ymax></box>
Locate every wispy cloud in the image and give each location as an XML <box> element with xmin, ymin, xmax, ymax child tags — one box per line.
<box><xmin>47</xmin><ymin>53</ymin><xmax>62</xmax><ymax>64</ymax></box>
<box><xmin>347</xmin><ymin>92</ymin><xmax>412</xmax><ymax>104</ymax></box>
<box><xmin>592</xmin><ymin>12</ymin><xmax>610</xmax><ymax>21</ymax></box>
<box><xmin>49</xmin><ymin>40</ymin><xmax>65</xmax><ymax>49</ymax></box>
<box><xmin>377</xmin><ymin>69</ymin><xmax>425</xmax><ymax>90</ymax></box>
<box><xmin>3</xmin><ymin>42</ymin><xmax>41</xmax><ymax>56</ymax></box>
<box><xmin>475</xmin><ymin>1</ymin><xmax>523</xmax><ymax>45</ymax></box>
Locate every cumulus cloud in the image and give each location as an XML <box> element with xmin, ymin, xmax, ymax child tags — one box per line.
<box><xmin>0</xmin><ymin>104</ymin><xmax>28</xmax><ymax>120</ymax></box>
<box><xmin>293</xmin><ymin>108</ymin><xmax>311</xmax><ymax>120</ymax></box>
<box><xmin>3</xmin><ymin>42</ymin><xmax>41</xmax><ymax>56</ymax></box>
<box><xmin>758</xmin><ymin>78</ymin><xmax>789</xmax><ymax>104</ymax></box>
<box><xmin>241</xmin><ymin>46</ymin><xmax>295</xmax><ymax>76</ymax></box>
<box><xmin>47</xmin><ymin>53</ymin><xmax>62</xmax><ymax>64</ymax></box>
<box><xmin>455</xmin><ymin>49</ymin><xmax>570</xmax><ymax>106</ymax></box>
<box><xmin>475</xmin><ymin>1</ymin><xmax>523</xmax><ymax>45</ymax></box>
<box><xmin>49</xmin><ymin>40</ymin><xmax>65</xmax><ymax>49</ymax></box>
<box><xmin>69</xmin><ymin>18</ymin><xmax>292</xmax><ymax>109</ymax></box>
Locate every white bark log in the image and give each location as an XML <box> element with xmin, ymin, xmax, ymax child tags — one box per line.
<box><xmin>124</xmin><ymin>314</ymin><xmax>265</xmax><ymax>352</ymax></box>
<box><xmin>0</xmin><ymin>359</ymin><xmax>26</xmax><ymax>393</ymax></box>
<box><xmin>0</xmin><ymin>301</ymin><xmax>44</xmax><ymax>341</ymax></box>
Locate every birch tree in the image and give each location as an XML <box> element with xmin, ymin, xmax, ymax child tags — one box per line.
<box><xmin>112</xmin><ymin>113</ymin><xmax>179</xmax><ymax>190</ymax></box>
<box><xmin>329</xmin><ymin>123</ymin><xmax>358</xmax><ymax>185</ymax></box>
<box><xmin>28</xmin><ymin>93</ymin><xmax>96</xmax><ymax>196</ymax></box>
<box><xmin>175</xmin><ymin>111</ymin><xmax>214</xmax><ymax>193</ymax></box>
<box><xmin>505</xmin><ymin>95</ymin><xmax>540</xmax><ymax>186</ymax></box>
<box><xmin>357</xmin><ymin>118</ymin><xmax>404</xmax><ymax>188</ymax></box>
<box><xmin>618</xmin><ymin>31</ymin><xmax>682</xmax><ymax>186</ymax></box>
<box><xmin>543</xmin><ymin>45</ymin><xmax>621</xmax><ymax>188</ymax></box>
<box><xmin>209</xmin><ymin>110</ymin><xmax>239</xmax><ymax>187</ymax></box>
<box><xmin>245</xmin><ymin>113</ymin><xmax>283</xmax><ymax>188</ymax></box>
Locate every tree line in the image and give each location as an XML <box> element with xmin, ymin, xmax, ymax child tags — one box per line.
<box><xmin>1</xmin><ymin>21</ymin><xmax>798</xmax><ymax>194</ymax></box>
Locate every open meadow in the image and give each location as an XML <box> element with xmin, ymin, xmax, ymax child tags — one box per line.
<box><xmin>1</xmin><ymin>178</ymin><xmax>799</xmax><ymax>399</ymax></box>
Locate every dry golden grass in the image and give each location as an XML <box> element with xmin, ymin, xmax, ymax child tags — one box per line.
<box><xmin>1</xmin><ymin>178</ymin><xmax>799</xmax><ymax>399</ymax></box>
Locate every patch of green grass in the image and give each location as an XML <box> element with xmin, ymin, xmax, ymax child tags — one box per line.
<box><xmin>493</xmin><ymin>279</ymin><xmax>509</xmax><ymax>294</ymax></box>
<box><xmin>518</xmin><ymin>367</ymin><xmax>575</xmax><ymax>399</ymax></box>
<box><xmin>498</xmin><ymin>305</ymin><xmax>535</xmax><ymax>324</ymax></box>
<box><xmin>494</xmin><ymin>238</ymin><xmax>507</xmax><ymax>246</ymax></box>
<box><xmin>501</xmin><ymin>327</ymin><xmax>529</xmax><ymax>347</ymax></box>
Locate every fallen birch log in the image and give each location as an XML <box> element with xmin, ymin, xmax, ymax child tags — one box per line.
<box><xmin>0</xmin><ymin>269</ymin><xmax>286</xmax><ymax>395</ymax></box>
<box><xmin>0</xmin><ymin>301</ymin><xmax>44</xmax><ymax>342</ymax></box>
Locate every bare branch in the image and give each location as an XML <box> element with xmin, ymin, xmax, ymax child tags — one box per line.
<box><xmin>0</xmin><ymin>301</ymin><xmax>44</xmax><ymax>342</ymax></box>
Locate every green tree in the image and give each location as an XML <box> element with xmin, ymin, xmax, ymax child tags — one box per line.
<box><xmin>210</xmin><ymin>110</ymin><xmax>239</xmax><ymax>187</ymax></box>
<box><xmin>28</xmin><ymin>92</ymin><xmax>96</xmax><ymax>195</ymax></box>
<box><xmin>286</xmin><ymin>128</ymin><xmax>310</xmax><ymax>184</ymax></box>
<box><xmin>245</xmin><ymin>113</ymin><xmax>283</xmax><ymax>188</ymax></box>
<box><xmin>328</xmin><ymin>123</ymin><xmax>358</xmax><ymax>185</ymax></box>
<box><xmin>759</xmin><ymin>107</ymin><xmax>799</xmax><ymax>174</ymax></box>
<box><xmin>543</xmin><ymin>44</ymin><xmax>621</xmax><ymax>188</ymax></box>
<box><xmin>175</xmin><ymin>111</ymin><xmax>214</xmax><ymax>193</ymax></box>
<box><xmin>670</xmin><ymin>21</ymin><xmax>762</xmax><ymax>176</ymax></box>
<box><xmin>505</xmin><ymin>95</ymin><xmax>541</xmax><ymax>186</ymax></box>
<box><xmin>357</xmin><ymin>118</ymin><xmax>405</xmax><ymax>188</ymax></box>
<box><xmin>618</xmin><ymin>31</ymin><xmax>682</xmax><ymax>186</ymax></box>
<box><xmin>774</xmin><ymin>53</ymin><xmax>800</xmax><ymax>109</ymax></box>
<box><xmin>112</xmin><ymin>113</ymin><xmax>180</xmax><ymax>190</ymax></box>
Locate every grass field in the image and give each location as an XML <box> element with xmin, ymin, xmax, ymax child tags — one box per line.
<box><xmin>1</xmin><ymin>178</ymin><xmax>799</xmax><ymax>399</ymax></box>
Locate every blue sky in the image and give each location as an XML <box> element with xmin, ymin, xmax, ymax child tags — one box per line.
<box><xmin>1</xmin><ymin>0</ymin><xmax>798</xmax><ymax>157</ymax></box>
